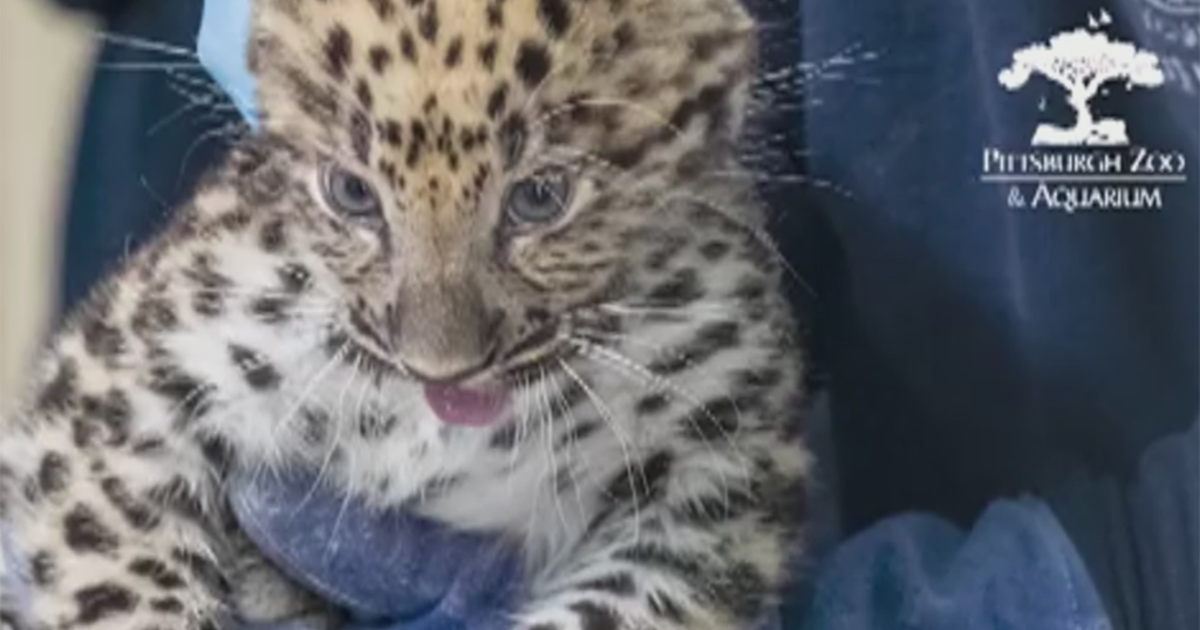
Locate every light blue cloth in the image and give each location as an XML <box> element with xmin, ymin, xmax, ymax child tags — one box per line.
<box><xmin>197</xmin><ymin>0</ymin><xmax>258</xmax><ymax>127</ymax></box>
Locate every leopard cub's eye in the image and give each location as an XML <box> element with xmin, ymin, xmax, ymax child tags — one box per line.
<box><xmin>319</xmin><ymin>162</ymin><xmax>382</xmax><ymax>219</ymax></box>
<box><xmin>505</xmin><ymin>167</ymin><xmax>573</xmax><ymax>226</ymax></box>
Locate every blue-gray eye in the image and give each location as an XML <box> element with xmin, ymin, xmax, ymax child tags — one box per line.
<box><xmin>321</xmin><ymin>163</ymin><xmax>381</xmax><ymax>219</ymax></box>
<box><xmin>505</xmin><ymin>167</ymin><xmax>572</xmax><ymax>225</ymax></box>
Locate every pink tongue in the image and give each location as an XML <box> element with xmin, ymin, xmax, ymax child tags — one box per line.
<box><xmin>424</xmin><ymin>382</ymin><xmax>511</xmax><ymax>426</ymax></box>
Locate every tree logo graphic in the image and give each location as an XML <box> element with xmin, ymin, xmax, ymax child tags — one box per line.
<box><xmin>999</xmin><ymin>13</ymin><xmax>1166</xmax><ymax>146</ymax></box>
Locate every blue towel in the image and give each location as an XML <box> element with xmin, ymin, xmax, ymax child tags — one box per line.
<box><xmin>796</xmin><ymin>499</ymin><xmax>1112</xmax><ymax>630</ymax></box>
<box><xmin>230</xmin><ymin>471</ymin><xmax>522</xmax><ymax>630</ymax></box>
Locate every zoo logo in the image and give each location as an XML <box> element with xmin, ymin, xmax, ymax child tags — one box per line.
<box><xmin>981</xmin><ymin>10</ymin><xmax>1190</xmax><ymax>214</ymax></box>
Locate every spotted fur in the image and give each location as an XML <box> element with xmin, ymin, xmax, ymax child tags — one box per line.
<box><xmin>0</xmin><ymin>0</ymin><xmax>811</xmax><ymax>628</ymax></box>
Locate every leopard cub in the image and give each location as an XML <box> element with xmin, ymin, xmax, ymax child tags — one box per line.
<box><xmin>1</xmin><ymin>0</ymin><xmax>812</xmax><ymax>629</ymax></box>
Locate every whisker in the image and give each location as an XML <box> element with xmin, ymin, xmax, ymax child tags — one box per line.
<box><xmin>270</xmin><ymin>339</ymin><xmax>350</xmax><ymax>445</ymax></box>
<box><xmin>549</xmin><ymin>381</ymin><xmax>591</xmax><ymax>525</ymax></box>
<box><xmin>664</xmin><ymin>191</ymin><xmax>817</xmax><ymax>297</ymax></box>
<box><xmin>292</xmin><ymin>354</ymin><xmax>360</xmax><ymax>517</ymax></box>
<box><xmin>558</xmin><ymin>359</ymin><xmax>644</xmax><ymax>545</ymax></box>
<box><xmin>567</xmin><ymin>338</ymin><xmax>751</xmax><ymax>505</ymax></box>
<box><xmin>175</xmin><ymin>120</ymin><xmax>247</xmax><ymax>184</ymax></box>
<box><xmin>97</xmin><ymin>62</ymin><xmax>205</xmax><ymax>71</ymax></box>
<box><xmin>96</xmin><ymin>32</ymin><xmax>199</xmax><ymax>59</ymax></box>
<box><xmin>597</xmin><ymin>300</ymin><xmax>740</xmax><ymax>317</ymax></box>
<box><xmin>522</xmin><ymin>368</ymin><xmax>553</xmax><ymax>553</ymax></box>
<box><xmin>146</xmin><ymin>100</ymin><xmax>210</xmax><ymax>137</ymax></box>
<box><xmin>539</xmin><ymin>370</ymin><xmax>572</xmax><ymax>539</ymax></box>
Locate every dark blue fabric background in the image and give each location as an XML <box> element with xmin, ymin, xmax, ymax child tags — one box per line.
<box><xmin>46</xmin><ymin>0</ymin><xmax>1198</xmax><ymax>627</ymax></box>
<box><xmin>789</xmin><ymin>0</ymin><xmax>1197</xmax><ymax>533</ymax></box>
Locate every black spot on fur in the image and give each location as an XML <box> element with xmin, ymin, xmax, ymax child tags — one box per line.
<box><xmin>358</xmin><ymin>411</ymin><xmax>398</xmax><ymax>440</ymax></box>
<box><xmin>198</xmin><ymin>434</ymin><xmax>237</xmax><ymax>472</ymax></box>
<box><xmin>570</xmin><ymin>601</ymin><xmax>619</xmax><ymax>630</ymax></box>
<box><xmin>613</xmin><ymin>545</ymin><xmax>707</xmax><ymax>589</ymax></box>
<box><xmin>75</xmin><ymin>582</ymin><xmax>138</xmax><ymax>624</ymax></box>
<box><xmin>648</xmin><ymin>591</ymin><xmax>687</xmax><ymax>623</ymax></box>
<box><xmin>148</xmin><ymin>364</ymin><xmax>213</xmax><ymax>426</ymax></box>
<box><xmin>131</xmin><ymin>437</ymin><xmax>167</xmax><ymax>455</ymax></box>
<box><xmin>250</xmin><ymin>295</ymin><xmax>290</xmax><ymax>323</ymax></box>
<box><xmin>635</xmin><ymin>393</ymin><xmax>670</xmax><ymax>415</ymax></box>
<box><xmin>486</xmin><ymin>1</ymin><xmax>503</xmax><ymax>28</ymax></box>
<box><xmin>680</xmin><ymin>397</ymin><xmax>748</xmax><ymax>441</ymax></box>
<box><xmin>150</xmin><ymin>597</ymin><xmax>184</xmax><ymax>614</ymax></box>
<box><xmin>185</xmin><ymin>253</ymin><xmax>232</xmax><ymax>317</ymax></box>
<box><xmin>80</xmin><ymin>388</ymin><xmax>132</xmax><ymax>447</ymax></box>
<box><xmin>736</xmin><ymin>367</ymin><xmax>783</xmax><ymax>392</ymax></box>
<box><xmin>444</xmin><ymin>36</ymin><xmax>463</xmax><ymax>67</ymax></box>
<box><xmin>351</xmin><ymin>111</ymin><xmax>373</xmax><ymax>164</ymax></box>
<box><xmin>414</xmin><ymin>474</ymin><xmax>465</xmax><ymax>503</ymax></box>
<box><xmin>418</xmin><ymin>1</ymin><xmax>439</xmax><ymax>41</ymax></box>
<box><xmin>613</xmin><ymin>22</ymin><xmax>635</xmax><ymax>53</ymax></box>
<box><xmin>100</xmin><ymin>476</ymin><xmax>160</xmax><ymax>531</ymax></box>
<box><xmin>381</xmin><ymin>119</ymin><xmax>404</xmax><ymax>148</ymax></box>
<box><xmin>369</xmin><ymin>0</ymin><xmax>396</xmax><ymax>20</ymax></box>
<box><xmin>555</xmin><ymin>421</ymin><xmax>600</xmax><ymax>449</ymax></box>
<box><xmin>324</xmin><ymin>25</ymin><xmax>353</xmax><ymax>81</ymax></box>
<box><xmin>37</xmin><ymin>359</ymin><xmax>78</xmax><ymax>413</ymax></box>
<box><xmin>171</xmin><ymin>548</ymin><xmax>230</xmax><ymax>596</ymax></box>
<box><xmin>278</xmin><ymin>263</ymin><xmax>311</xmax><ymax>293</ymax></box>
<box><xmin>477</xmin><ymin>40</ymin><xmax>498</xmax><ymax>70</ymax></box>
<box><xmin>674</xmin><ymin>490</ymin><xmax>752</xmax><ymax>525</ymax></box>
<box><xmin>489</xmin><ymin>423</ymin><xmax>520</xmax><ymax>450</ymax></box>
<box><xmin>486</xmin><ymin>83</ymin><xmax>509</xmax><ymax>120</ymax></box>
<box><xmin>130</xmin><ymin>295</ymin><xmax>178</xmax><ymax>338</ymax></box>
<box><xmin>538</xmin><ymin>0</ymin><xmax>571</xmax><ymax>38</ymax></box>
<box><xmin>192</xmin><ymin>289</ymin><xmax>224</xmax><ymax>317</ymax></box>
<box><xmin>348</xmin><ymin>307</ymin><xmax>391</xmax><ymax>354</ymax></box>
<box><xmin>72</xmin><ymin>417</ymin><xmax>99</xmax><ymax>449</ymax></box>
<box><xmin>0</xmin><ymin>468</ymin><xmax>12</xmax><ymax>518</ymax></box>
<box><xmin>37</xmin><ymin>452</ymin><xmax>70</xmax><ymax>496</ymax></box>
<box><xmin>228</xmin><ymin>345</ymin><xmax>281</xmax><ymax>391</ymax></box>
<box><xmin>64</xmin><ymin>504</ymin><xmax>119</xmax><ymax>554</ymax></box>
<box><xmin>81</xmin><ymin>318</ymin><xmax>124</xmax><ymax>360</ymax></box>
<box><xmin>603</xmin><ymin>450</ymin><xmax>672</xmax><ymax>506</ymax></box>
<box><xmin>218</xmin><ymin>209</ymin><xmax>252</xmax><ymax>232</ymax></box>
<box><xmin>355</xmin><ymin>78</ymin><xmax>375</xmax><ymax>110</ymax></box>
<box><xmin>514</xmin><ymin>41</ymin><xmax>551</xmax><ymax>87</ymax></box>
<box><xmin>649</xmin><ymin>320</ymin><xmax>739</xmax><ymax>375</ymax></box>
<box><xmin>145</xmin><ymin>476</ymin><xmax>205</xmax><ymax>522</ymax></box>
<box><xmin>301</xmin><ymin>408</ymin><xmax>330</xmax><ymax>445</ymax></box>
<box><xmin>699</xmin><ymin>240</ymin><xmax>731</xmax><ymax>260</ymax></box>
<box><xmin>31</xmin><ymin>551</ymin><xmax>58</xmax><ymax>586</ymax></box>
<box><xmin>0</xmin><ymin>609</ymin><xmax>21</xmax><ymax>630</ymax></box>
<box><xmin>708</xmin><ymin>562</ymin><xmax>767</xmax><ymax>620</ymax></box>
<box><xmin>498</xmin><ymin>114</ymin><xmax>526</xmax><ymax>167</ymax></box>
<box><xmin>129</xmin><ymin>557</ymin><xmax>186</xmax><ymax>590</ymax></box>
<box><xmin>369</xmin><ymin>45</ymin><xmax>393</xmax><ymax>74</ymax></box>
<box><xmin>577</xmin><ymin>573</ymin><xmax>636</xmax><ymax>596</ymax></box>
<box><xmin>399</xmin><ymin>30</ymin><xmax>418</xmax><ymax>62</ymax></box>
<box><xmin>645</xmin><ymin>234</ymin><xmax>689</xmax><ymax>271</ymax></box>
<box><xmin>646</xmin><ymin>268</ymin><xmax>702</xmax><ymax>308</ymax></box>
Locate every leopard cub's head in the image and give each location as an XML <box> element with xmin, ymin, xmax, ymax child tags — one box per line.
<box><xmin>238</xmin><ymin>0</ymin><xmax>757</xmax><ymax>384</ymax></box>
